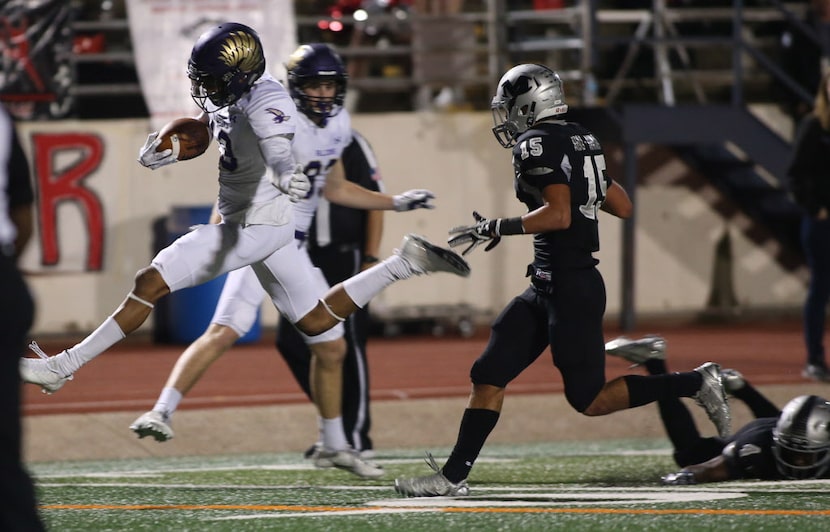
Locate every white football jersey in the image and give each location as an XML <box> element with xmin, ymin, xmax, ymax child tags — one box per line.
<box><xmin>290</xmin><ymin>109</ymin><xmax>353</xmax><ymax>234</ymax></box>
<box><xmin>209</xmin><ymin>72</ymin><xmax>296</xmax><ymax>223</ymax></box>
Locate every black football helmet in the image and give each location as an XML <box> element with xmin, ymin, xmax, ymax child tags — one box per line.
<box><xmin>491</xmin><ymin>63</ymin><xmax>568</xmax><ymax>148</ymax></box>
<box><xmin>772</xmin><ymin>395</ymin><xmax>830</xmax><ymax>479</ymax></box>
<box><xmin>286</xmin><ymin>43</ymin><xmax>347</xmax><ymax>124</ymax></box>
<box><xmin>187</xmin><ymin>22</ymin><xmax>266</xmax><ymax>112</ymax></box>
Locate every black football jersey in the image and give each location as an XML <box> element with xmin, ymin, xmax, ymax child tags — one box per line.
<box><xmin>721</xmin><ymin>418</ymin><xmax>782</xmax><ymax>480</ymax></box>
<box><xmin>511</xmin><ymin>120</ymin><xmax>610</xmax><ymax>270</ymax></box>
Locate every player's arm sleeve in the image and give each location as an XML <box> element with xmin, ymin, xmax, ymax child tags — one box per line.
<box><xmin>249</xmin><ymin>85</ymin><xmax>298</xmax><ymax>178</ymax></box>
<box><xmin>259</xmin><ymin>134</ymin><xmax>296</xmax><ymax>178</ymax></box>
<box><xmin>718</xmin><ymin>440</ymin><xmax>752</xmax><ymax>480</ymax></box>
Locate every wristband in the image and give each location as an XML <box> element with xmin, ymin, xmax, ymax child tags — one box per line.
<box><xmin>495</xmin><ymin>217</ymin><xmax>524</xmax><ymax>236</ymax></box>
<box><xmin>362</xmin><ymin>255</ymin><xmax>379</xmax><ymax>264</ymax></box>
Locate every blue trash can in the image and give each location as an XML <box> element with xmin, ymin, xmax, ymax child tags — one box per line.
<box><xmin>162</xmin><ymin>205</ymin><xmax>261</xmax><ymax>345</ymax></box>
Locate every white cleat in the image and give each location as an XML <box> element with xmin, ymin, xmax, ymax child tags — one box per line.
<box><xmin>314</xmin><ymin>449</ymin><xmax>384</xmax><ymax>479</ymax></box>
<box><xmin>398</xmin><ymin>234</ymin><xmax>470</xmax><ymax>277</ymax></box>
<box><xmin>19</xmin><ymin>342</ymin><xmax>72</xmax><ymax>394</ymax></box>
<box><xmin>129</xmin><ymin>411</ymin><xmax>174</xmax><ymax>442</ymax></box>
<box><xmin>693</xmin><ymin>362</ymin><xmax>731</xmax><ymax>438</ymax></box>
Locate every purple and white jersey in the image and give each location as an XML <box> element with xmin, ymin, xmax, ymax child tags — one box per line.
<box><xmin>210</xmin><ymin>72</ymin><xmax>297</xmax><ymax>225</ymax></box>
<box><xmin>290</xmin><ymin>109</ymin><xmax>353</xmax><ymax>234</ymax></box>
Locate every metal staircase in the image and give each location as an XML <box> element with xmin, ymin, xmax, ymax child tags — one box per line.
<box><xmin>620</xmin><ymin>104</ymin><xmax>801</xmax><ymax>269</ymax></box>
<box><xmin>574</xmin><ymin>104</ymin><xmax>801</xmax><ymax>270</ymax></box>
<box><xmin>673</xmin><ymin>143</ymin><xmax>801</xmax><ymax>269</ymax></box>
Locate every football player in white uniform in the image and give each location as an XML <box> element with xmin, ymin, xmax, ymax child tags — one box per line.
<box><xmin>129</xmin><ymin>43</ymin><xmax>440</xmax><ymax>478</ymax></box>
<box><xmin>20</xmin><ymin>26</ymin><xmax>469</xmax><ymax>478</ymax></box>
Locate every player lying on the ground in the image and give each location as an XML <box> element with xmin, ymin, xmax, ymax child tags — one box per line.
<box><xmin>606</xmin><ymin>335</ymin><xmax>830</xmax><ymax>484</ymax></box>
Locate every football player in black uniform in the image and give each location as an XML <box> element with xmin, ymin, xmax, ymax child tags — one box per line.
<box><xmin>605</xmin><ymin>336</ymin><xmax>830</xmax><ymax>484</ymax></box>
<box><xmin>394</xmin><ymin>63</ymin><xmax>732</xmax><ymax>497</ymax></box>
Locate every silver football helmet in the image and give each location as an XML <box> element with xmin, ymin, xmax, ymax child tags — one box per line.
<box><xmin>772</xmin><ymin>395</ymin><xmax>830</xmax><ymax>479</ymax></box>
<box><xmin>491</xmin><ymin>63</ymin><xmax>568</xmax><ymax>148</ymax></box>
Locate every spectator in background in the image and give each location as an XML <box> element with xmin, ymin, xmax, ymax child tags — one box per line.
<box><xmin>0</xmin><ymin>104</ymin><xmax>45</xmax><ymax>530</ymax></box>
<box><xmin>278</xmin><ymin>129</ymin><xmax>384</xmax><ymax>457</ymax></box>
<box><xmin>787</xmin><ymin>69</ymin><xmax>830</xmax><ymax>383</ymax></box>
<box><xmin>779</xmin><ymin>0</ymin><xmax>830</xmax><ymax>124</ymax></box>
<box><xmin>411</xmin><ymin>0</ymin><xmax>469</xmax><ymax>110</ymax></box>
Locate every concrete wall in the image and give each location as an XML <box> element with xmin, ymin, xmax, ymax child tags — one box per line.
<box><xmin>15</xmin><ymin>112</ymin><xmax>805</xmax><ymax>336</ymax></box>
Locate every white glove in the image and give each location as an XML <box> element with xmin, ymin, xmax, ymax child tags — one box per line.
<box><xmin>138</xmin><ymin>132</ymin><xmax>177</xmax><ymax>170</ymax></box>
<box><xmin>393</xmin><ymin>189</ymin><xmax>435</xmax><ymax>211</ymax></box>
<box><xmin>276</xmin><ymin>164</ymin><xmax>311</xmax><ymax>202</ymax></box>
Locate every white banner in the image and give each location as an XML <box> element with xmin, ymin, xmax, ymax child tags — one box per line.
<box><xmin>125</xmin><ymin>0</ymin><xmax>297</xmax><ymax>129</ymax></box>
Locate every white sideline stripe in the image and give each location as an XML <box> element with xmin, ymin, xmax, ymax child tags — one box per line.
<box><xmin>34</xmin><ymin>453</ymin><xmax>675</xmax><ymax>479</ymax></box>
<box><xmin>42</xmin><ymin>483</ymin><xmax>712</xmax><ymax>491</ymax></box>
<box><xmin>36</xmin><ymin>483</ymin><xmax>400</xmax><ymax>490</ymax></box>
<box><xmin>207</xmin><ymin>491</ymin><xmax>750</xmax><ymax>522</ymax></box>
<box><xmin>369</xmin><ymin>491</ymin><xmax>749</xmax><ymax>506</ymax></box>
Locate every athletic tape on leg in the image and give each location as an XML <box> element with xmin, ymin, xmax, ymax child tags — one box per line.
<box><xmin>319</xmin><ymin>299</ymin><xmax>346</xmax><ymax>322</ymax></box>
<box><xmin>128</xmin><ymin>292</ymin><xmax>155</xmax><ymax>309</ymax></box>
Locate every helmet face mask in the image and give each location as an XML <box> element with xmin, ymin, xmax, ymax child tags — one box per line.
<box><xmin>772</xmin><ymin>395</ymin><xmax>830</xmax><ymax>479</ymax></box>
<box><xmin>286</xmin><ymin>43</ymin><xmax>348</xmax><ymax>125</ymax></box>
<box><xmin>188</xmin><ymin>22</ymin><xmax>266</xmax><ymax>113</ymax></box>
<box><xmin>187</xmin><ymin>69</ymin><xmax>226</xmax><ymax>111</ymax></box>
<box><xmin>491</xmin><ymin>63</ymin><xmax>568</xmax><ymax>148</ymax></box>
<box><xmin>295</xmin><ymin>79</ymin><xmax>339</xmax><ymax>118</ymax></box>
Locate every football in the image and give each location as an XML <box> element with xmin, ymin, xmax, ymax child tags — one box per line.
<box><xmin>156</xmin><ymin>117</ymin><xmax>211</xmax><ymax>161</ymax></box>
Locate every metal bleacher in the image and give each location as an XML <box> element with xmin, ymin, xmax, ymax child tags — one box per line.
<box><xmin>64</xmin><ymin>1</ymin><xmax>812</xmax><ymax>115</ymax></box>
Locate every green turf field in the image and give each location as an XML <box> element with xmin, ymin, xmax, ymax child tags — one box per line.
<box><xmin>30</xmin><ymin>439</ymin><xmax>830</xmax><ymax>531</ymax></box>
